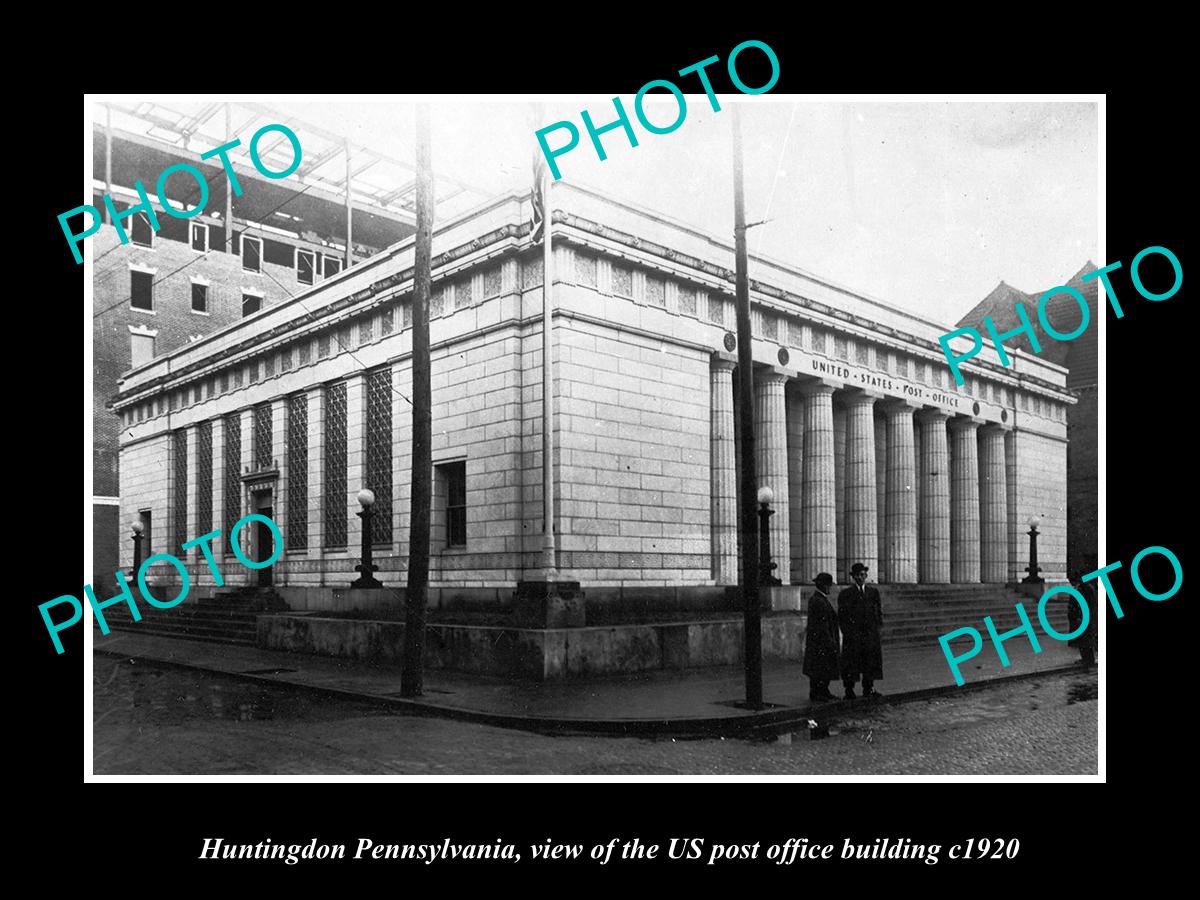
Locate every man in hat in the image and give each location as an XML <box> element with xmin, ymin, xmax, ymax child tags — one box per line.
<box><xmin>803</xmin><ymin>573</ymin><xmax>840</xmax><ymax>703</ymax></box>
<box><xmin>837</xmin><ymin>562</ymin><xmax>884</xmax><ymax>699</ymax></box>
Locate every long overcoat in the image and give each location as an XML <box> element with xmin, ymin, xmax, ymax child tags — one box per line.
<box><xmin>837</xmin><ymin>584</ymin><xmax>884</xmax><ymax>680</ymax></box>
<box><xmin>1067</xmin><ymin>581</ymin><xmax>1099</xmax><ymax>652</ymax></box>
<box><xmin>802</xmin><ymin>590</ymin><xmax>841</xmax><ymax>680</ymax></box>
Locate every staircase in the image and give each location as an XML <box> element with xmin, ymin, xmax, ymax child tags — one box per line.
<box><xmin>92</xmin><ymin>586</ymin><xmax>286</xmax><ymax>647</ymax></box>
<box><xmin>873</xmin><ymin>584</ymin><xmax>1070</xmax><ymax>647</ymax></box>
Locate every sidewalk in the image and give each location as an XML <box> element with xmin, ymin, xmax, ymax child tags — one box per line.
<box><xmin>92</xmin><ymin>629</ymin><xmax>1085</xmax><ymax>737</ymax></box>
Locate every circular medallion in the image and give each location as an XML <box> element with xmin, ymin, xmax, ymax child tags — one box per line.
<box><xmin>777</xmin><ymin>347</ymin><xmax>790</xmax><ymax>367</ymax></box>
<box><xmin>723</xmin><ymin>332</ymin><xmax>737</xmax><ymax>352</ymax></box>
<box><xmin>1001</xmin><ymin>409</ymin><xmax>1008</xmax><ymax>423</ymax></box>
<box><xmin>972</xmin><ymin>401</ymin><xmax>981</xmax><ymax>416</ymax></box>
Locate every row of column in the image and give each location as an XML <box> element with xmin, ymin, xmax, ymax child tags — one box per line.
<box><xmin>710</xmin><ymin>362</ymin><xmax>1012</xmax><ymax>585</ymax></box>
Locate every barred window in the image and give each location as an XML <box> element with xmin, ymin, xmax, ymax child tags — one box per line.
<box><xmin>645</xmin><ymin>275</ymin><xmax>666</xmax><ymax>308</ymax></box>
<box><xmin>365</xmin><ymin>369</ymin><xmax>393</xmax><ymax>544</ymax></box>
<box><xmin>484</xmin><ymin>266</ymin><xmax>502</xmax><ymax>297</ymax></box>
<box><xmin>287</xmin><ymin>394</ymin><xmax>308</xmax><ymax>551</ymax></box>
<box><xmin>254</xmin><ymin>403</ymin><xmax>272</xmax><ymax>471</ymax></box>
<box><xmin>324</xmin><ymin>383</ymin><xmax>348</xmax><ymax>548</ymax></box>
<box><xmin>455</xmin><ymin>277</ymin><xmax>472</xmax><ymax>309</ymax></box>
<box><xmin>678</xmin><ymin>286</ymin><xmax>697</xmax><ymax>317</ymax></box>
<box><xmin>173</xmin><ymin>430</ymin><xmax>188</xmax><ymax>548</ymax></box>
<box><xmin>612</xmin><ymin>264</ymin><xmax>633</xmax><ymax>297</ymax></box>
<box><xmin>523</xmin><ymin>256</ymin><xmax>543</xmax><ymax>289</ymax></box>
<box><xmin>223</xmin><ymin>414</ymin><xmax>241</xmax><ymax>554</ymax></box>
<box><xmin>574</xmin><ymin>253</ymin><xmax>598</xmax><ymax>287</ymax></box>
<box><xmin>707</xmin><ymin>294</ymin><xmax>725</xmax><ymax>325</ymax></box>
<box><xmin>196</xmin><ymin>421</ymin><xmax>213</xmax><ymax>537</ymax></box>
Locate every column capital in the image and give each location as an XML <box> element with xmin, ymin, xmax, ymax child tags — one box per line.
<box><xmin>881</xmin><ymin>397</ymin><xmax>921</xmax><ymax>415</ymax></box>
<box><xmin>797</xmin><ymin>377</ymin><xmax>839</xmax><ymax>397</ymax></box>
<box><xmin>915</xmin><ymin>407</ymin><xmax>951</xmax><ymax>424</ymax></box>
<box><xmin>840</xmin><ymin>388</ymin><xmax>883</xmax><ymax>408</ymax></box>
<box><xmin>980</xmin><ymin>420</ymin><xmax>1012</xmax><ymax>434</ymax></box>
<box><xmin>756</xmin><ymin>366</ymin><xmax>790</xmax><ymax>385</ymax></box>
<box><xmin>948</xmin><ymin>415</ymin><xmax>985</xmax><ymax>432</ymax></box>
<box><xmin>711</xmin><ymin>352</ymin><xmax>738</xmax><ymax>371</ymax></box>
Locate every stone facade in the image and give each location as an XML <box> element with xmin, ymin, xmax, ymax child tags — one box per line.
<box><xmin>112</xmin><ymin>185</ymin><xmax>1075</xmax><ymax>602</ymax></box>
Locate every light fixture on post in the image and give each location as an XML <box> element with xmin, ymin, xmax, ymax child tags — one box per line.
<box><xmin>130</xmin><ymin>519</ymin><xmax>144</xmax><ymax>577</ymax></box>
<box><xmin>1022</xmin><ymin>516</ymin><xmax>1045</xmax><ymax>584</ymax></box>
<box><xmin>350</xmin><ymin>488</ymin><xmax>383</xmax><ymax>589</ymax></box>
<box><xmin>757</xmin><ymin>486</ymin><xmax>781</xmax><ymax>587</ymax></box>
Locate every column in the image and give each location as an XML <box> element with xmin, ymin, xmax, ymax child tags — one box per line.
<box><xmin>709</xmin><ymin>359</ymin><xmax>738</xmax><ymax>584</ymax></box>
<box><xmin>917</xmin><ymin>409</ymin><xmax>950</xmax><ymax>583</ymax></box>
<box><xmin>913</xmin><ymin>417</ymin><xmax>923</xmax><ymax>577</ymax></box>
<box><xmin>786</xmin><ymin>385</ymin><xmax>805</xmax><ymax>582</ymax></box>
<box><xmin>184</xmin><ymin>425</ymin><xmax>199</xmax><ymax>570</ymax></box>
<box><xmin>874</xmin><ymin>414</ymin><xmax>887</xmax><ymax>580</ymax></box>
<box><xmin>1005</xmin><ymin>428</ymin><xmax>1020</xmax><ymax>582</ymax></box>
<box><xmin>979</xmin><ymin>424</ymin><xmax>1009</xmax><ymax>583</ymax></box>
<box><xmin>799</xmin><ymin>381</ymin><xmax>837</xmax><ymax>578</ymax></box>
<box><xmin>833</xmin><ymin>403</ymin><xmax>848</xmax><ymax>578</ymax></box>
<box><xmin>307</xmin><ymin>386</ymin><xmax>326</xmax><ymax>583</ymax></box>
<box><xmin>882</xmin><ymin>400</ymin><xmax>919</xmax><ymax>584</ymax></box>
<box><xmin>949</xmin><ymin>417</ymin><xmax>982</xmax><ymax>583</ymax></box>
<box><xmin>236</xmin><ymin>408</ymin><xmax>254</xmax><ymax>584</ymax></box>
<box><xmin>754</xmin><ymin>370</ymin><xmax>790</xmax><ymax>584</ymax></box>
<box><xmin>842</xmin><ymin>390</ymin><xmax>879</xmax><ymax>577</ymax></box>
<box><xmin>271</xmin><ymin>397</ymin><xmax>288</xmax><ymax>580</ymax></box>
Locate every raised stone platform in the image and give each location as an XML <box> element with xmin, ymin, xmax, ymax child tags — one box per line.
<box><xmin>258</xmin><ymin>613</ymin><xmax>804</xmax><ymax>681</ymax></box>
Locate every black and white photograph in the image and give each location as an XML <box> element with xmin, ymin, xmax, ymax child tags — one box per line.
<box><xmin>83</xmin><ymin>94</ymin><xmax>1102</xmax><ymax>777</ymax></box>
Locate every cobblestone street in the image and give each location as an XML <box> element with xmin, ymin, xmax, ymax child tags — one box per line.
<box><xmin>92</xmin><ymin>654</ymin><xmax>1098</xmax><ymax>775</ymax></box>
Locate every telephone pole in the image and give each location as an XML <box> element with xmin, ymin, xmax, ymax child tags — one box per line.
<box><xmin>732</xmin><ymin>104</ymin><xmax>763</xmax><ymax>709</ymax></box>
<box><xmin>401</xmin><ymin>105</ymin><xmax>433</xmax><ymax>698</ymax></box>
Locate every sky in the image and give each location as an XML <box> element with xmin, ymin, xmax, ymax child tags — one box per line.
<box><xmin>249</xmin><ymin>99</ymin><xmax>1098</xmax><ymax>327</ymax></box>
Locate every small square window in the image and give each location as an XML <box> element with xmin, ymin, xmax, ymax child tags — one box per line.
<box><xmin>131</xmin><ymin>211</ymin><xmax>154</xmax><ymax>248</ymax></box>
<box><xmin>297</xmin><ymin>249</ymin><xmax>315</xmax><ymax>286</ymax></box>
<box><xmin>242</xmin><ymin>236</ymin><xmax>262</xmax><ymax>273</ymax></box>
<box><xmin>324</xmin><ymin>255</ymin><xmax>343</xmax><ymax>278</ymax></box>
<box><xmin>190</xmin><ymin>222</ymin><xmax>208</xmax><ymax>252</ymax></box>
<box><xmin>242</xmin><ymin>292</ymin><xmax>262</xmax><ymax>317</ymax></box>
<box><xmin>191</xmin><ymin>282</ymin><xmax>208</xmax><ymax>313</ymax></box>
<box><xmin>130</xmin><ymin>270</ymin><xmax>153</xmax><ymax>311</ymax></box>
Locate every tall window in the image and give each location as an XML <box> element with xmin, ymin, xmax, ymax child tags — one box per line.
<box><xmin>242</xmin><ymin>235</ymin><xmax>262</xmax><ymax>272</ymax></box>
<box><xmin>130</xmin><ymin>270</ymin><xmax>153</xmax><ymax>311</ymax></box>
<box><xmin>191</xmin><ymin>281</ymin><xmax>208</xmax><ymax>313</ymax></box>
<box><xmin>365</xmin><ymin>368</ymin><xmax>393</xmax><ymax>544</ymax></box>
<box><xmin>191</xmin><ymin>421</ymin><xmax>212</xmax><ymax>540</ymax></box>
<box><xmin>242</xmin><ymin>291</ymin><xmax>263</xmax><ymax>317</ymax></box>
<box><xmin>190</xmin><ymin>222</ymin><xmax>208</xmax><ymax>252</ymax></box>
<box><xmin>254</xmin><ymin>403</ymin><xmax>272</xmax><ymax>471</ymax></box>
<box><xmin>286</xmin><ymin>395</ymin><xmax>308</xmax><ymax>551</ymax></box>
<box><xmin>443</xmin><ymin>461</ymin><xmax>467</xmax><ymax>547</ymax></box>
<box><xmin>296</xmin><ymin>249</ymin><xmax>315</xmax><ymax>286</ymax></box>
<box><xmin>324</xmin><ymin>254</ymin><xmax>342</xmax><ymax>278</ymax></box>
<box><xmin>223</xmin><ymin>414</ymin><xmax>241</xmax><ymax>555</ymax></box>
<box><xmin>173</xmin><ymin>430</ymin><xmax>188</xmax><ymax>548</ymax></box>
<box><xmin>131</xmin><ymin>211</ymin><xmax>154</xmax><ymax>248</ymax></box>
<box><xmin>323</xmin><ymin>382</ymin><xmax>348</xmax><ymax>548</ymax></box>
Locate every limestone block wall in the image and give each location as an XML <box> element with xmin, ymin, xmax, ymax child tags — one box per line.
<box><xmin>1012</xmin><ymin>426</ymin><xmax>1068</xmax><ymax>581</ymax></box>
<box><xmin>553</xmin><ymin>313</ymin><xmax>712</xmax><ymax>585</ymax></box>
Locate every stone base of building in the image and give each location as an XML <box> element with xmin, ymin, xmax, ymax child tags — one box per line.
<box><xmin>512</xmin><ymin>580</ymin><xmax>585</xmax><ymax>628</ymax></box>
<box><xmin>257</xmin><ymin>613</ymin><xmax>804</xmax><ymax>681</ymax></box>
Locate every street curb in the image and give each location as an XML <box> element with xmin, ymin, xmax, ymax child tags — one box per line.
<box><xmin>93</xmin><ymin>643</ymin><xmax>1088</xmax><ymax>739</ymax></box>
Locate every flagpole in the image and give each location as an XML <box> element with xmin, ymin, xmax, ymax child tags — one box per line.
<box><xmin>540</xmin><ymin>163</ymin><xmax>558</xmax><ymax>579</ymax></box>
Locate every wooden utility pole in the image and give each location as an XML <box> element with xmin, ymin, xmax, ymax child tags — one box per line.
<box><xmin>401</xmin><ymin>105</ymin><xmax>433</xmax><ymax>698</ymax></box>
<box><xmin>732</xmin><ymin>104</ymin><xmax>763</xmax><ymax>709</ymax></box>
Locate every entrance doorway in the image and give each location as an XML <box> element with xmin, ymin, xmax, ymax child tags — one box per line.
<box><xmin>253</xmin><ymin>490</ymin><xmax>275</xmax><ymax>587</ymax></box>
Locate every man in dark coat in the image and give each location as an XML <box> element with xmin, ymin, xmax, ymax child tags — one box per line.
<box><xmin>803</xmin><ymin>572</ymin><xmax>840</xmax><ymax>702</ymax></box>
<box><xmin>1067</xmin><ymin>571</ymin><xmax>1098</xmax><ymax>666</ymax></box>
<box><xmin>837</xmin><ymin>562</ymin><xmax>884</xmax><ymax>700</ymax></box>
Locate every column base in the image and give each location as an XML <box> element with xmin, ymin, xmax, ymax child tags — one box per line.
<box><xmin>723</xmin><ymin>585</ymin><xmax>804</xmax><ymax>612</ymax></box>
<box><xmin>513</xmin><ymin>580</ymin><xmax>585</xmax><ymax>628</ymax></box>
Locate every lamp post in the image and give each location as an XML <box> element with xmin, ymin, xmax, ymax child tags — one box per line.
<box><xmin>350</xmin><ymin>488</ymin><xmax>383</xmax><ymax>589</ymax></box>
<box><xmin>1022</xmin><ymin>517</ymin><xmax>1044</xmax><ymax>584</ymax></box>
<box><xmin>757</xmin><ymin>486</ymin><xmax>781</xmax><ymax>587</ymax></box>
<box><xmin>130</xmin><ymin>519</ymin><xmax>144</xmax><ymax>578</ymax></box>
